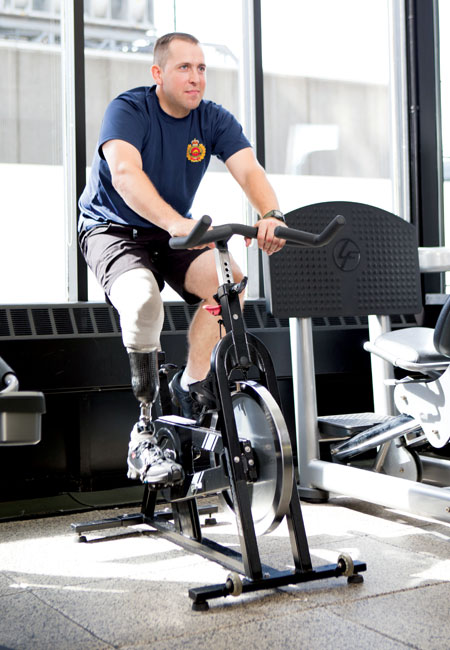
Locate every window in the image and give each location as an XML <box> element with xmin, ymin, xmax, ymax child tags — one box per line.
<box><xmin>261</xmin><ymin>0</ymin><xmax>395</xmax><ymax>215</ymax></box>
<box><xmin>84</xmin><ymin>0</ymin><xmax>249</xmax><ymax>301</ymax></box>
<box><xmin>0</xmin><ymin>1</ymin><xmax>425</xmax><ymax>305</ymax></box>
<box><xmin>0</xmin><ymin>1</ymin><xmax>65</xmax><ymax>302</ymax></box>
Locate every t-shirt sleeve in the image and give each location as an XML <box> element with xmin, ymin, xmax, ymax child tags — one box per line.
<box><xmin>211</xmin><ymin>106</ymin><xmax>251</xmax><ymax>163</ymax></box>
<box><xmin>98</xmin><ymin>95</ymin><xmax>148</xmax><ymax>159</ymax></box>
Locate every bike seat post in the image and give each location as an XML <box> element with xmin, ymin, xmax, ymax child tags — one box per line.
<box><xmin>214</xmin><ymin>240</ymin><xmax>235</xmax><ymax>286</ymax></box>
<box><xmin>213</xmin><ymin>243</ymin><xmax>251</xmax><ymax>371</ymax></box>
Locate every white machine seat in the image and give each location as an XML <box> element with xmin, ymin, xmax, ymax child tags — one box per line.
<box><xmin>364</xmin><ymin>327</ymin><xmax>450</xmax><ymax>373</ymax></box>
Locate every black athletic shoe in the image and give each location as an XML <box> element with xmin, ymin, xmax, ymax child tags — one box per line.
<box><xmin>127</xmin><ymin>437</ymin><xmax>184</xmax><ymax>486</ymax></box>
<box><xmin>169</xmin><ymin>370</ymin><xmax>200</xmax><ymax>419</ymax></box>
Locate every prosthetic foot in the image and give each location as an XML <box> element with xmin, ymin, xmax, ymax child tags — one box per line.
<box><xmin>127</xmin><ymin>350</ymin><xmax>184</xmax><ymax>487</ymax></box>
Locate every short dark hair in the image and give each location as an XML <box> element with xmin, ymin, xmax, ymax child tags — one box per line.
<box><xmin>153</xmin><ymin>32</ymin><xmax>200</xmax><ymax>68</ymax></box>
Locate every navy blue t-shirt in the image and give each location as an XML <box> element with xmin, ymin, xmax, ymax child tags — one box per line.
<box><xmin>78</xmin><ymin>85</ymin><xmax>251</xmax><ymax>231</ymax></box>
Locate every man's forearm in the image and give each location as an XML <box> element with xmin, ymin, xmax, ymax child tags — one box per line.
<box><xmin>236</xmin><ymin>164</ymin><xmax>280</xmax><ymax>220</ymax></box>
<box><xmin>111</xmin><ymin>164</ymin><xmax>185</xmax><ymax>233</ymax></box>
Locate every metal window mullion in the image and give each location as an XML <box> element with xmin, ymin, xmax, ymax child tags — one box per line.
<box><xmin>252</xmin><ymin>0</ymin><xmax>265</xmax><ymax>169</ymax></box>
<box><xmin>405</xmin><ymin>0</ymin><xmax>443</xmax><ymax>242</ymax></box>
<box><xmin>388</xmin><ymin>0</ymin><xmax>411</xmax><ymax>222</ymax></box>
<box><xmin>242</xmin><ymin>0</ymin><xmax>265</xmax><ymax>298</ymax></box>
<box><xmin>61</xmin><ymin>0</ymin><xmax>87</xmax><ymax>302</ymax></box>
<box><xmin>405</xmin><ymin>0</ymin><xmax>444</xmax><ymax>297</ymax></box>
<box><xmin>239</xmin><ymin>0</ymin><xmax>257</xmax><ymax>298</ymax></box>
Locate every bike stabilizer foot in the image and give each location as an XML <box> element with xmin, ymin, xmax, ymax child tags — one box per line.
<box><xmin>188</xmin><ymin>560</ymin><xmax>367</xmax><ymax>610</ymax></box>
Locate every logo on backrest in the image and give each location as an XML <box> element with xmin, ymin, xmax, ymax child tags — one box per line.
<box><xmin>333</xmin><ymin>238</ymin><xmax>361</xmax><ymax>271</ymax></box>
<box><xmin>186</xmin><ymin>139</ymin><xmax>206</xmax><ymax>163</ymax></box>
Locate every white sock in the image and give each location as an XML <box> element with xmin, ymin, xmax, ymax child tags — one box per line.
<box><xmin>180</xmin><ymin>370</ymin><xmax>197</xmax><ymax>392</ymax></box>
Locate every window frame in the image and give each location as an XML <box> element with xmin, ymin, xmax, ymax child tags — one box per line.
<box><xmin>63</xmin><ymin>0</ymin><xmax>443</xmax><ymax>304</ymax></box>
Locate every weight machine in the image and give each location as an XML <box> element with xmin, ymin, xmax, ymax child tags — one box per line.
<box><xmin>265</xmin><ymin>201</ymin><xmax>450</xmax><ymax>522</ymax></box>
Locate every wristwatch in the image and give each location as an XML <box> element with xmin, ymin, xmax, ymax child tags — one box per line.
<box><xmin>260</xmin><ymin>209</ymin><xmax>286</xmax><ymax>223</ymax></box>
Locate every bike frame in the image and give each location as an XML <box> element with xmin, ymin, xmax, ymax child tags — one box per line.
<box><xmin>72</xmin><ymin>214</ymin><xmax>366</xmax><ymax>610</ymax></box>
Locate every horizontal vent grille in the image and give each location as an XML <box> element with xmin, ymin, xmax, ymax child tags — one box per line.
<box><xmin>0</xmin><ymin>302</ymin><xmax>418</xmax><ymax>340</ymax></box>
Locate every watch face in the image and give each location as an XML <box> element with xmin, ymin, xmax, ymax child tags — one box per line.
<box><xmin>262</xmin><ymin>210</ymin><xmax>285</xmax><ymax>221</ymax></box>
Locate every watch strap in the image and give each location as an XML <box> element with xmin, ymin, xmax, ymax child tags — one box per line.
<box><xmin>260</xmin><ymin>209</ymin><xmax>286</xmax><ymax>223</ymax></box>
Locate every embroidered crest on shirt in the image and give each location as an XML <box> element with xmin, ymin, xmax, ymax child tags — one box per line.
<box><xmin>186</xmin><ymin>139</ymin><xmax>206</xmax><ymax>163</ymax></box>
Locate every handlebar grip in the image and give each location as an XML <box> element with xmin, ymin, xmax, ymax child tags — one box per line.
<box><xmin>316</xmin><ymin>214</ymin><xmax>346</xmax><ymax>244</ymax></box>
<box><xmin>274</xmin><ymin>214</ymin><xmax>346</xmax><ymax>247</ymax></box>
<box><xmin>169</xmin><ymin>218</ymin><xmax>258</xmax><ymax>249</ymax></box>
<box><xmin>169</xmin><ymin>215</ymin><xmax>212</xmax><ymax>250</ymax></box>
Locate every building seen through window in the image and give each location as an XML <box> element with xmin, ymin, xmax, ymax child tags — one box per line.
<box><xmin>0</xmin><ymin>0</ymin><xmax>432</xmax><ymax>303</ymax></box>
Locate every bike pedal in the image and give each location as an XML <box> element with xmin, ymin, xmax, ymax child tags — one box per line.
<box><xmin>146</xmin><ymin>477</ymin><xmax>183</xmax><ymax>489</ymax></box>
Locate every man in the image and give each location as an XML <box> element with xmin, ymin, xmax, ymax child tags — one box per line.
<box><xmin>78</xmin><ymin>32</ymin><xmax>285</xmax><ymax>487</ymax></box>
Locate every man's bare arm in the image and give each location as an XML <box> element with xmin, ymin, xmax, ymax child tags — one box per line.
<box><xmin>225</xmin><ymin>147</ymin><xmax>285</xmax><ymax>254</ymax></box>
<box><xmin>103</xmin><ymin>139</ymin><xmax>197</xmax><ymax>239</ymax></box>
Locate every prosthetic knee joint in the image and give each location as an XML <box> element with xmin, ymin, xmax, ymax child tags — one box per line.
<box><xmin>128</xmin><ymin>349</ymin><xmax>159</xmax><ymax>435</ymax></box>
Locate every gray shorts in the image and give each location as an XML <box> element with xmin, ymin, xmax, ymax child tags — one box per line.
<box><xmin>79</xmin><ymin>223</ymin><xmax>208</xmax><ymax>304</ymax></box>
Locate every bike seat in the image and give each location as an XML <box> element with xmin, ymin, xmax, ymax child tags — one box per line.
<box><xmin>364</xmin><ymin>327</ymin><xmax>450</xmax><ymax>373</ymax></box>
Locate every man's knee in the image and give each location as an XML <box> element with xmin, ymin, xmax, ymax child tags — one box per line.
<box><xmin>109</xmin><ymin>267</ymin><xmax>164</xmax><ymax>351</ymax></box>
<box><xmin>185</xmin><ymin>250</ymin><xmax>244</xmax><ymax>299</ymax></box>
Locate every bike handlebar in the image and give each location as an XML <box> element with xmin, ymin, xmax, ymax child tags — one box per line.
<box><xmin>168</xmin><ymin>214</ymin><xmax>346</xmax><ymax>250</ymax></box>
<box><xmin>274</xmin><ymin>214</ymin><xmax>346</xmax><ymax>246</ymax></box>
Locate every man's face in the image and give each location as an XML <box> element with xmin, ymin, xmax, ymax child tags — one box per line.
<box><xmin>153</xmin><ymin>39</ymin><xmax>206</xmax><ymax>118</ymax></box>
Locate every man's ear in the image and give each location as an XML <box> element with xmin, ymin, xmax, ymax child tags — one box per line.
<box><xmin>152</xmin><ymin>64</ymin><xmax>162</xmax><ymax>85</ymax></box>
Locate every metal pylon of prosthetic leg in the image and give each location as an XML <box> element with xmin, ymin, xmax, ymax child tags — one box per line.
<box><xmin>128</xmin><ymin>349</ymin><xmax>160</xmax><ymax>433</ymax></box>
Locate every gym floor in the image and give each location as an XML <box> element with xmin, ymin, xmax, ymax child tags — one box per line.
<box><xmin>0</xmin><ymin>493</ymin><xmax>449</xmax><ymax>649</ymax></box>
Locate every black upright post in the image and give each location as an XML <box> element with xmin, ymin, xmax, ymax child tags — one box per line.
<box><xmin>253</xmin><ymin>0</ymin><xmax>268</xmax><ymax>297</ymax></box>
<box><xmin>405</xmin><ymin>0</ymin><xmax>443</xmax><ymax>294</ymax></box>
<box><xmin>72</xmin><ymin>0</ymin><xmax>88</xmax><ymax>301</ymax></box>
<box><xmin>253</xmin><ymin>0</ymin><xmax>265</xmax><ymax>169</ymax></box>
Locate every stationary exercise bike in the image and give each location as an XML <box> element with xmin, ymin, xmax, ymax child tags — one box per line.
<box><xmin>72</xmin><ymin>214</ymin><xmax>367</xmax><ymax>610</ymax></box>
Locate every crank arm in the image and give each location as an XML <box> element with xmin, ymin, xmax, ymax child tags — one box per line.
<box><xmin>169</xmin><ymin>465</ymin><xmax>230</xmax><ymax>502</ymax></box>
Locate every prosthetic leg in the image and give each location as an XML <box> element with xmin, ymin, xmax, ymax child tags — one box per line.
<box><xmin>127</xmin><ymin>350</ymin><xmax>184</xmax><ymax>486</ymax></box>
<box><xmin>128</xmin><ymin>349</ymin><xmax>160</xmax><ymax>435</ymax></box>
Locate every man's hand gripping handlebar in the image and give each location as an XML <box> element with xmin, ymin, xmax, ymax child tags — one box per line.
<box><xmin>168</xmin><ymin>214</ymin><xmax>346</xmax><ymax>250</ymax></box>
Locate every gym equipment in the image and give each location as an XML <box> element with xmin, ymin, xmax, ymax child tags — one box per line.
<box><xmin>350</xmin><ymin>293</ymin><xmax>450</xmax><ymax>485</ymax></box>
<box><xmin>0</xmin><ymin>356</ymin><xmax>45</xmax><ymax>445</ymax></box>
<box><xmin>360</xmin><ymin>295</ymin><xmax>450</xmax><ymax>448</ymax></box>
<box><xmin>265</xmin><ymin>200</ymin><xmax>450</xmax><ymax>522</ymax></box>
<box><xmin>72</xmin><ymin>214</ymin><xmax>367</xmax><ymax>610</ymax></box>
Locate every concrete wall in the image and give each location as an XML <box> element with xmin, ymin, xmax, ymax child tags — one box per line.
<box><xmin>0</xmin><ymin>44</ymin><xmax>389</xmax><ymax>178</ymax></box>
<box><xmin>0</xmin><ymin>47</ymin><xmax>62</xmax><ymax>164</ymax></box>
<box><xmin>264</xmin><ymin>74</ymin><xmax>389</xmax><ymax>178</ymax></box>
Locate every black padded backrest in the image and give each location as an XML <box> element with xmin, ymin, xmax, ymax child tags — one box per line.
<box><xmin>264</xmin><ymin>201</ymin><xmax>422</xmax><ymax>318</ymax></box>
<box><xmin>433</xmin><ymin>296</ymin><xmax>450</xmax><ymax>357</ymax></box>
